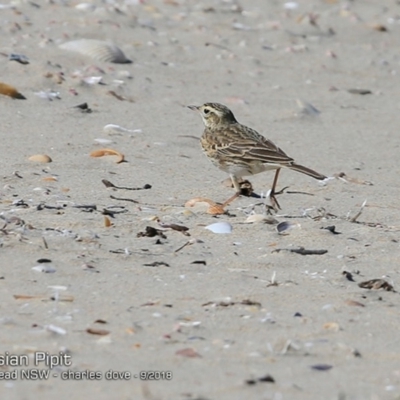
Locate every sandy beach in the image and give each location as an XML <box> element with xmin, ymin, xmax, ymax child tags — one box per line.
<box><xmin>1</xmin><ymin>1</ymin><xmax>400</xmax><ymax>399</ymax></box>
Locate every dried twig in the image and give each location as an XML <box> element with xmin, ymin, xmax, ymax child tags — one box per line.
<box><xmin>273</xmin><ymin>247</ymin><xmax>328</xmax><ymax>256</ymax></box>
<box><xmin>102</xmin><ymin>179</ymin><xmax>151</xmax><ymax>190</ymax></box>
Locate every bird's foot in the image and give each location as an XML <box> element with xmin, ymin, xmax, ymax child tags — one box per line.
<box><xmin>221</xmin><ymin>192</ymin><xmax>240</xmax><ymax>208</ymax></box>
<box><xmin>272</xmin><ymin>186</ymin><xmax>289</xmax><ymax>196</ymax></box>
<box><xmin>261</xmin><ymin>186</ymin><xmax>289</xmax><ymax>212</ymax></box>
<box><xmin>261</xmin><ymin>189</ymin><xmax>282</xmax><ymax>212</ymax></box>
<box><xmin>238</xmin><ymin>180</ymin><xmax>253</xmax><ymax>197</ymax></box>
<box><xmin>207</xmin><ymin>203</ymin><xmax>227</xmax><ymax>215</ymax></box>
<box><xmin>269</xmin><ymin>191</ymin><xmax>281</xmax><ymax>212</ymax></box>
<box><xmin>223</xmin><ymin>178</ymin><xmax>254</xmax><ymax>197</ymax></box>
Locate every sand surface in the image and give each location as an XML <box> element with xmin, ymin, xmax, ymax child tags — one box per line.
<box><xmin>1</xmin><ymin>1</ymin><xmax>400</xmax><ymax>399</ymax></box>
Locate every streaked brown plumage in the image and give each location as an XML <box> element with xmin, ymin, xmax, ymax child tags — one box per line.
<box><xmin>188</xmin><ymin>102</ymin><xmax>326</xmax><ymax>209</ymax></box>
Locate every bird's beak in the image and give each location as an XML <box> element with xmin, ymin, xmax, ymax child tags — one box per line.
<box><xmin>187</xmin><ymin>105</ymin><xmax>199</xmax><ymax>111</ymax></box>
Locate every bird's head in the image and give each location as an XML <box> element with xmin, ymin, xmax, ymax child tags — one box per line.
<box><xmin>188</xmin><ymin>103</ymin><xmax>237</xmax><ymax>129</ymax></box>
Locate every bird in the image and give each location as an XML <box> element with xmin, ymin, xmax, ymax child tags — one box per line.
<box><xmin>188</xmin><ymin>102</ymin><xmax>326</xmax><ymax>210</ymax></box>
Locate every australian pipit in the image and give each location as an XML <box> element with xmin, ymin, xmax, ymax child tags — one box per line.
<box><xmin>188</xmin><ymin>102</ymin><xmax>326</xmax><ymax>210</ymax></box>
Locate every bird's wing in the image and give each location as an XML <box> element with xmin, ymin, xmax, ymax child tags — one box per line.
<box><xmin>213</xmin><ymin>125</ymin><xmax>295</xmax><ymax>166</ymax></box>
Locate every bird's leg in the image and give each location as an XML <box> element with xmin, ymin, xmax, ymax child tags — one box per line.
<box><xmin>222</xmin><ymin>175</ymin><xmax>241</xmax><ymax>207</ymax></box>
<box><xmin>268</xmin><ymin>169</ymin><xmax>282</xmax><ymax>210</ymax></box>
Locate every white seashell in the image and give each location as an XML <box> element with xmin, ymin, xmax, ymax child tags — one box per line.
<box><xmin>94</xmin><ymin>138</ymin><xmax>113</xmax><ymax>145</ymax></box>
<box><xmin>46</xmin><ymin>324</ymin><xmax>67</xmax><ymax>335</ymax></box>
<box><xmin>244</xmin><ymin>214</ymin><xmax>278</xmax><ymax>224</ymax></box>
<box><xmin>244</xmin><ymin>214</ymin><xmax>266</xmax><ymax>223</ymax></box>
<box><xmin>55</xmin><ymin>315</ymin><xmax>73</xmax><ymax>322</ymax></box>
<box><xmin>112</xmin><ymin>79</ymin><xmax>125</xmax><ymax>87</ymax></box>
<box><xmin>59</xmin><ymin>39</ymin><xmax>132</xmax><ymax>64</ymax></box>
<box><xmin>103</xmin><ymin>124</ymin><xmax>138</xmax><ymax>135</ymax></box>
<box><xmin>179</xmin><ymin>321</ymin><xmax>201</xmax><ymax>327</ymax></box>
<box><xmin>117</xmin><ymin>70</ymin><xmax>133</xmax><ymax>79</ymax></box>
<box><xmin>48</xmin><ymin>285</ymin><xmax>67</xmax><ymax>291</ymax></box>
<box><xmin>205</xmin><ymin>222</ymin><xmax>232</xmax><ymax>234</ymax></box>
<box><xmin>296</xmin><ymin>99</ymin><xmax>320</xmax><ymax>116</ymax></box>
<box><xmin>97</xmin><ymin>335</ymin><xmax>112</xmax><ymax>344</ymax></box>
<box><xmin>75</xmin><ymin>3</ymin><xmax>96</xmax><ymax>11</ymax></box>
<box><xmin>34</xmin><ymin>90</ymin><xmax>60</xmax><ymax>101</ymax></box>
<box><xmin>232</xmin><ymin>22</ymin><xmax>251</xmax><ymax>31</ymax></box>
<box><xmin>284</xmin><ymin>2</ymin><xmax>299</xmax><ymax>9</ymax></box>
<box><xmin>32</xmin><ymin>265</ymin><xmax>56</xmax><ymax>273</ymax></box>
<box><xmin>83</xmin><ymin>76</ymin><xmax>103</xmax><ymax>85</ymax></box>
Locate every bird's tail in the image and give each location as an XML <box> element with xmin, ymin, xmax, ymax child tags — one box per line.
<box><xmin>289</xmin><ymin>163</ymin><xmax>326</xmax><ymax>180</ymax></box>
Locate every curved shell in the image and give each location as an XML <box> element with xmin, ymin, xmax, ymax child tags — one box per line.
<box><xmin>90</xmin><ymin>148</ymin><xmax>124</xmax><ymax>164</ymax></box>
<box><xmin>205</xmin><ymin>222</ymin><xmax>232</xmax><ymax>234</ymax></box>
<box><xmin>59</xmin><ymin>39</ymin><xmax>132</xmax><ymax>64</ymax></box>
<box><xmin>28</xmin><ymin>154</ymin><xmax>52</xmax><ymax>163</ymax></box>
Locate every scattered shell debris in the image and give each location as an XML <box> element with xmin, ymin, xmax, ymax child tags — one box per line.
<box><xmin>0</xmin><ymin>0</ymin><xmax>397</xmax><ymax>394</ymax></box>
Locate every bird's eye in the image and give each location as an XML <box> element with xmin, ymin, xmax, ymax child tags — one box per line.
<box><xmin>203</xmin><ymin>108</ymin><xmax>210</xmax><ymax>114</ymax></box>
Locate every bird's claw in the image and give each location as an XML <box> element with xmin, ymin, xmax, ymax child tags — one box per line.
<box><xmin>265</xmin><ymin>189</ymin><xmax>281</xmax><ymax>212</ymax></box>
<box><xmin>272</xmin><ymin>186</ymin><xmax>289</xmax><ymax>196</ymax></box>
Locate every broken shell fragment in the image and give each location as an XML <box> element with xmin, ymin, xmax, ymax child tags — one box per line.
<box><xmin>276</xmin><ymin>221</ymin><xmax>298</xmax><ymax>234</ymax></box>
<box><xmin>28</xmin><ymin>154</ymin><xmax>52</xmax><ymax>163</ymax></box>
<box><xmin>34</xmin><ymin>90</ymin><xmax>60</xmax><ymax>101</ymax></box>
<box><xmin>244</xmin><ymin>214</ymin><xmax>278</xmax><ymax>224</ymax></box>
<box><xmin>205</xmin><ymin>222</ymin><xmax>233</xmax><ymax>234</ymax></box>
<box><xmin>59</xmin><ymin>39</ymin><xmax>132</xmax><ymax>64</ymax></box>
<box><xmin>42</xmin><ymin>176</ymin><xmax>58</xmax><ymax>182</ymax></box>
<box><xmin>90</xmin><ymin>148</ymin><xmax>124</xmax><ymax>164</ymax></box>
<box><xmin>0</xmin><ymin>82</ymin><xmax>26</xmax><ymax>99</ymax></box>
<box><xmin>83</xmin><ymin>76</ymin><xmax>103</xmax><ymax>85</ymax></box>
<box><xmin>9</xmin><ymin>53</ymin><xmax>29</xmax><ymax>65</ymax></box>
<box><xmin>94</xmin><ymin>138</ymin><xmax>113</xmax><ymax>145</ymax></box>
<box><xmin>371</xmin><ymin>23</ymin><xmax>387</xmax><ymax>32</ymax></box>
<box><xmin>185</xmin><ymin>197</ymin><xmax>226</xmax><ymax>215</ymax></box>
<box><xmin>86</xmin><ymin>328</ymin><xmax>110</xmax><ymax>336</ymax></box>
<box><xmin>46</xmin><ymin>325</ymin><xmax>67</xmax><ymax>335</ymax></box>
<box><xmin>277</xmin><ymin>221</ymin><xmax>291</xmax><ymax>233</ymax></box>
<box><xmin>103</xmin><ymin>124</ymin><xmax>139</xmax><ymax>135</ymax></box>
<box><xmin>75</xmin><ymin>3</ymin><xmax>96</xmax><ymax>11</ymax></box>
<box><xmin>296</xmin><ymin>99</ymin><xmax>320</xmax><ymax>116</ymax></box>
<box><xmin>32</xmin><ymin>265</ymin><xmax>56</xmax><ymax>273</ymax></box>
<box><xmin>104</xmin><ymin>216</ymin><xmax>112</xmax><ymax>227</ymax></box>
